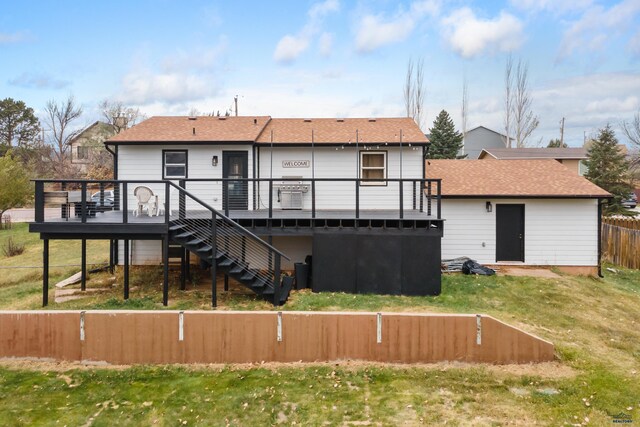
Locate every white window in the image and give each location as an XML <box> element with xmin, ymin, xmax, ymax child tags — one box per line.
<box><xmin>360</xmin><ymin>151</ymin><xmax>386</xmax><ymax>185</ymax></box>
<box><xmin>163</xmin><ymin>150</ymin><xmax>188</xmax><ymax>179</ymax></box>
<box><xmin>77</xmin><ymin>146</ymin><xmax>90</xmax><ymax>160</ymax></box>
<box><xmin>578</xmin><ymin>160</ymin><xmax>588</xmax><ymax>176</ymax></box>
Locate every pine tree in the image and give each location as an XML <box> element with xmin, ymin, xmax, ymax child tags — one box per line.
<box><xmin>584</xmin><ymin>125</ymin><xmax>633</xmax><ymax>216</ymax></box>
<box><xmin>427</xmin><ymin>110</ymin><xmax>465</xmax><ymax>159</ymax></box>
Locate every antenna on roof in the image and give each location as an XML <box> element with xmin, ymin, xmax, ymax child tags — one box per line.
<box><xmin>234</xmin><ymin>95</ymin><xmax>238</xmax><ymax>117</ymax></box>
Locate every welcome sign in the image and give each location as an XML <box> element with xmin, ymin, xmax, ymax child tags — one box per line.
<box><xmin>282</xmin><ymin>160</ymin><xmax>310</xmax><ymax>168</ymax></box>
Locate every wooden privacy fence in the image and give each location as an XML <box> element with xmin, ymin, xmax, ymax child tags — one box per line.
<box><xmin>602</xmin><ymin>217</ymin><xmax>640</xmax><ymax>269</ymax></box>
<box><xmin>0</xmin><ymin>311</ymin><xmax>554</xmax><ymax>365</ymax></box>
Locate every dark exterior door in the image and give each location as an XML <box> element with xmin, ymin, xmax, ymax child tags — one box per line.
<box><xmin>222</xmin><ymin>151</ymin><xmax>248</xmax><ymax>210</ymax></box>
<box><xmin>496</xmin><ymin>204</ymin><xmax>525</xmax><ymax>262</ymax></box>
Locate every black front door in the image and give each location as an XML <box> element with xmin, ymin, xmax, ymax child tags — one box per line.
<box><xmin>496</xmin><ymin>204</ymin><xmax>525</xmax><ymax>262</ymax></box>
<box><xmin>222</xmin><ymin>151</ymin><xmax>248</xmax><ymax>210</ymax></box>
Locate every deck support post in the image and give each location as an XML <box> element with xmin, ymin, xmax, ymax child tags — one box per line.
<box><xmin>180</xmin><ymin>247</ymin><xmax>186</xmax><ymax>291</ymax></box>
<box><xmin>81</xmin><ymin>239</ymin><xmax>87</xmax><ymax>291</ymax></box>
<box><xmin>124</xmin><ymin>239</ymin><xmax>130</xmax><ymax>300</ymax></box>
<box><xmin>273</xmin><ymin>254</ymin><xmax>281</xmax><ymax>306</ymax></box>
<box><xmin>224</xmin><ymin>274</ymin><xmax>229</xmax><ymax>292</ymax></box>
<box><xmin>185</xmin><ymin>250</ymin><xmax>191</xmax><ymax>283</ymax></box>
<box><xmin>211</xmin><ymin>212</ymin><xmax>218</xmax><ymax>308</ymax></box>
<box><xmin>162</xmin><ymin>235</ymin><xmax>169</xmax><ymax>306</ymax></box>
<box><xmin>42</xmin><ymin>239</ymin><xmax>49</xmax><ymax>307</ymax></box>
<box><xmin>109</xmin><ymin>239</ymin><xmax>114</xmax><ymax>274</ymax></box>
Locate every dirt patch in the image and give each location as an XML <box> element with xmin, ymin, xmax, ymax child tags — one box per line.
<box><xmin>498</xmin><ymin>267</ymin><xmax>561</xmax><ymax>279</ymax></box>
<box><xmin>0</xmin><ymin>358</ymin><xmax>576</xmax><ymax>379</ymax></box>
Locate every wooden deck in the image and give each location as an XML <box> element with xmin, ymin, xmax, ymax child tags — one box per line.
<box><xmin>37</xmin><ymin>208</ymin><xmax>438</xmax><ymax>223</ymax></box>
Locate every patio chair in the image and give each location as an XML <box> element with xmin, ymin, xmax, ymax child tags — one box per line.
<box><xmin>133</xmin><ymin>186</ymin><xmax>155</xmax><ymax>217</ymax></box>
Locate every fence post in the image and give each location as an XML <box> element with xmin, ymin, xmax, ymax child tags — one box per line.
<box><xmin>165</xmin><ymin>181</ymin><xmax>170</xmax><ymax>223</ymax></box>
<box><xmin>268</xmin><ymin>180</ymin><xmax>273</xmax><ymax>219</ymax></box>
<box><xmin>355</xmin><ymin>180</ymin><xmax>360</xmax><ymax>219</ymax></box>
<box><xmin>399</xmin><ymin>180</ymin><xmax>404</xmax><ymax>219</ymax></box>
<box><xmin>312</xmin><ymin>180</ymin><xmax>316</xmax><ymax>219</ymax></box>
<box><xmin>437</xmin><ymin>180</ymin><xmax>442</xmax><ymax>219</ymax></box>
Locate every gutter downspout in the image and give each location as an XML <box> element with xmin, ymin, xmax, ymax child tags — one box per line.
<box><xmin>598</xmin><ymin>199</ymin><xmax>603</xmax><ymax>278</ymax></box>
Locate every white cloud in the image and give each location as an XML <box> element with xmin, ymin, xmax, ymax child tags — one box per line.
<box><xmin>309</xmin><ymin>0</ymin><xmax>339</xmax><ymax>19</ymax></box>
<box><xmin>355</xmin><ymin>14</ymin><xmax>415</xmax><ymax>53</ymax></box>
<box><xmin>354</xmin><ymin>1</ymin><xmax>440</xmax><ymax>53</ymax></box>
<box><xmin>557</xmin><ymin>0</ymin><xmax>640</xmax><ymax>61</ymax></box>
<box><xmin>441</xmin><ymin>8</ymin><xmax>523</xmax><ymax>58</ymax></box>
<box><xmin>629</xmin><ymin>30</ymin><xmax>640</xmax><ymax>58</ymax></box>
<box><xmin>319</xmin><ymin>32</ymin><xmax>334</xmax><ymax>57</ymax></box>
<box><xmin>274</xmin><ymin>35</ymin><xmax>311</xmax><ymax>64</ymax></box>
<box><xmin>8</xmin><ymin>72</ymin><xmax>69</xmax><ymax>89</ymax></box>
<box><xmin>0</xmin><ymin>31</ymin><xmax>30</xmax><ymax>44</ymax></box>
<box><xmin>585</xmin><ymin>96</ymin><xmax>639</xmax><ymax>113</ymax></box>
<box><xmin>273</xmin><ymin>0</ymin><xmax>340</xmax><ymax>64</ymax></box>
<box><xmin>509</xmin><ymin>0</ymin><xmax>593</xmax><ymax>14</ymax></box>
<box><xmin>117</xmin><ymin>41</ymin><xmax>227</xmax><ymax>106</ymax></box>
<box><xmin>120</xmin><ymin>71</ymin><xmax>219</xmax><ymax>105</ymax></box>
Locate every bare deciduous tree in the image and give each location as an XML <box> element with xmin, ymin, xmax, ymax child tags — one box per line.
<box><xmin>503</xmin><ymin>55</ymin><xmax>514</xmax><ymax>148</ymax></box>
<box><xmin>461</xmin><ymin>74</ymin><xmax>468</xmax><ymax>155</ymax></box>
<box><xmin>404</xmin><ymin>58</ymin><xmax>426</xmax><ymax>131</ymax></box>
<box><xmin>622</xmin><ymin>110</ymin><xmax>640</xmax><ymax>167</ymax></box>
<box><xmin>503</xmin><ymin>56</ymin><xmax>539</xmax><ymax>148</ymax></box>
<box><xmin>44</xmin><ymin>95</ymin><xmax>83</xmax><ymax>177</ymax></box>
<box><xmin>98</xmin><ymin>99</ymin><xmax>143</xmax><ymax>134</ymax></box>
<box><xmin>512</xmin><ymin>59</ymin><xmax>539</xmax><ymax>147</ymax></box>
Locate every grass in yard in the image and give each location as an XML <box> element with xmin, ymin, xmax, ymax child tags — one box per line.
<box><xmin>1</xmin><ymin>224</ymin><xmax>639</xmax><ymax>425</ymax></box>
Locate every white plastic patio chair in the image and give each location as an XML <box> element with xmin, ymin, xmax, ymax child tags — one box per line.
<box><xmin>133</xmin><ymin>186</ymin><xmax>155</xmax><ymax>217</ymax></box>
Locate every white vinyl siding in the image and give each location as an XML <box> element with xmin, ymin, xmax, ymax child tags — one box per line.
<box><xmin>439</xmin><ymin>198</ymin><xmax>599</xmax><ymax>266</ymax></box>
<box><xmin>257</xmin><ymin>146</ymin><xmax>423</xmax><ymax>211</ymax></box>
<box><xmin>118</xmin><ymin>145</ymin><xmax>254</xmax><ymax>212</ymax></box>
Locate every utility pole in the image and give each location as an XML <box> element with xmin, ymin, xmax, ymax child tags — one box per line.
<box><xmin>234</xmin><ymin>95</ymin><xmax>238</xmax><ymax>117</ymax></box>
<box><xmin>559</xmin><ymin>117</ymin><xmax>565</xmax><ymax>146</ymax></box>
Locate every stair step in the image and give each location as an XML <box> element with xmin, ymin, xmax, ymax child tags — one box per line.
<box><xmin>251</xmin><ymin>277</ymin><xmax>268</xmax><ymax>289</ymax></box>
<box><xmin>175</xmin><ymin>231</ymin><xmax>196</xmax><ymax>239</ymax></box>
<box><xmin>279</xmin><ymin>277</ymin><xmax>294</xmax><ymax>304</ymax></box>
<box><xmin>196</xmin><ymin>245</ymin><xmax>212</xmax><ymax>254</ymax></box>
<box><xmin>186</xmin><ymin>238</ymin><xmax>206</xmax><ymax>246</ymax></box>
<box><xmin>240</xmin><ymin>269</ymin><xmax>259</xmax><ymax>281</ymax></box>
<box><xmin>218</xmin><ymin>257</ymin><xmax>237</xmax><ymax>267</ymax></box>
<box><xmin>169</xmin><ymin>223</ymin><xmax>187</xmax><ymax>232</ymax></box>
<box><xmin>229</xmin><ymin>265</ymin><xmax>248</xmax><ymax>274</ymax></box>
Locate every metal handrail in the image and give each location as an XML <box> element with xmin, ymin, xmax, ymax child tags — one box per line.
<box><xmin>168</xmin><ymin>181</ymin><xmax>290</xmax><ymax>260</ymax></box>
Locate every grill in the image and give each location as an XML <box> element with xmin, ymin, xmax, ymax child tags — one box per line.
<box><xmin>277</xmin><ymin>177</ymin><xmax>309</xmax><ymax>210</ymax></box>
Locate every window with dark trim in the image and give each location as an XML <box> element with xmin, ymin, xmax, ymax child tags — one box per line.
<box><xmin>360</xmin><ymin>151</ymin><xmax>387</xmax><ymax>185</ymax></box>
<box><xmin>163</xmin><ymin>150</ymin><xmax>188</xmax><ymax>179</ymax></box>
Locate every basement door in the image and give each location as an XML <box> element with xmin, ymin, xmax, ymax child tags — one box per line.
<box><xmin>222</xmin><ymin>151</ymin><xmax>248</xmax><ymax>210</ymax></box>
<box><xmin>496</xmin><ymin>204</ymin><xmax>525</xmax><ymax>262</ymax></box>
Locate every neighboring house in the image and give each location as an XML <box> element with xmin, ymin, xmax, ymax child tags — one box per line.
<box><xmin>425</xmin><ymin>159</ymin><xmax>610</xmax><ymax>275</ymax></box>
<box><xmin>461</xmin><ymin>126</ymin><xmax>511</xmax><ymax>159</ymax></box>
<box><xmin>478</xmin><ymin>147</ymin><xmax>589</xmax><ymax>175</ymax></box>
<box><xmin>31</xmin><ymin>116</ymin><xmax>442</xmax><ymax>306</ymax></box>
<box><xmin>69</xmin><ymin>121</ymin><xmax>117</xmax><ymax>172</ymax></box>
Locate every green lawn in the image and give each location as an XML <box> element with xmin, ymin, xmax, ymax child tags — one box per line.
<box><xmin>1</xmin><ymin>224</ymin><xmax>639</xmax><ymax>425</ymax></box>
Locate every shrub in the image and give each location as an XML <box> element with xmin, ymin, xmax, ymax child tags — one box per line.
<box><xmin>0</xmin><ymin>215</ymin><xmax>12</xmax><ymax>230</ymax></box>
<box><xmin>2</xmin><ymin>236</ymin><xmax>25</xmax><ymax>257</ymax></box>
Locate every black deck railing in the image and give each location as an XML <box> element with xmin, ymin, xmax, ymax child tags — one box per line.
<box><xmin>33</xmin><ymin>179</ymin><xmax>291</xmax><ymax>306</ymax></box>
<box><xmin>178</xmin><ymin>177</ymin><xmax>442</xmax><ymax>220</ymax></box>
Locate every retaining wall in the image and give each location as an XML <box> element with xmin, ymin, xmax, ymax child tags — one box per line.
<box><xmin>0</xmin><ymin>311</ymin><xmax>554</xmax><ymax>365</ymax></box>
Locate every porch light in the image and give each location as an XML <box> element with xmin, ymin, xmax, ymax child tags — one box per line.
<box><xmin>486</xmin><ymin>201</ymin><xmax>492</xmax><ymax>213</ymax></box>
<box><xmin>212</xmin><ymin>155</ymin><xmax>218</xmax><ymax>167</ymax></box>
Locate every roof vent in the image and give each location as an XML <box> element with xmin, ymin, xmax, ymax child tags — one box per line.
<box><xmin>368</xmin><ymin>118</ymin><xmax>376</xmax><ymax>122</ymax></box>
<box><xmin>303</xmin><ymin>119</ymin><xmax>312</xmax><ymax>122</ymax></box>
<box><xmin>188</xmin><ymin>116</ymin><xmax>197</xmax><ymax>120</ymax></box>
<box><xmin>253</xmin><ymin>118</ymin><xmax>257</xmax><ymax>125</ymax></box>
<box><xmin>337</xmin><ymin>119</ymin><xmax>344</xmax><ymax>122</ymax></box>
<box><xmin>192</xmin><ymin>127</ymin><xmax>196</xmax><ymax>135</ymax></box>
<box><xmin>218</xmin><ymin>117</ymin><xmax>227</xmax><ymax>120</ymax></box>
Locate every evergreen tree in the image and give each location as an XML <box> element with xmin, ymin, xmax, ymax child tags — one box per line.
<box><xmin>584</xmin><ymin>125</ymin><xmax>634</xmax><ymax>216</ymax></box>
<box><xmin>427</xmin><ymin>110</ymin><xmax>465</xmax><ymax>159</ymax></box>
<box><xmin>547</xmin><ymin>138</ymin><xmax>567</xmax><ymax>148</ymax></box>
<box><xmin>0</xmin><ymin>98</ymin><xmax>40</xmax><ymax>149</ymax></box>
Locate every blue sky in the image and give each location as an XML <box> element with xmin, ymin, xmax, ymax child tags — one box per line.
<box><xmin>1</xmin><ymin>0</ymin><xmax>639</xmax><ymax>146</ymax></box>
